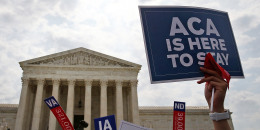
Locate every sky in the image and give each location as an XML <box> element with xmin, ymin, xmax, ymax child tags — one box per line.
<box><xmin>0</xmin><ymin>0</ymin><xmax>259</xmax><ymax>129</ymax></box>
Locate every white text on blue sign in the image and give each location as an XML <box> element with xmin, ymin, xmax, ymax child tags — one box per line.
<box><xmin>167</xmin><ymin>17</ymin><xmax>229</xmax><ymax>68</ymax></box>
<box><xmin>44</xmin><ymin>96</ymin><xmax>60</xmax><ymax>109</ymax></box>
<box><xmin>174</xmin><ymin>101</ymin><xmax>185</xmax><ymax>111</ymax></box>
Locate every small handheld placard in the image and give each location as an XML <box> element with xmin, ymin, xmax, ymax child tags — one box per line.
<box><xmin>173</xmin><ymin>101</ymin><xmax>185</xmax><ymax>130</ymax></box>
<box><xmin>44</xmin><ymin>96</ymin><xmax>74</xmax><ymax>130</ymax></box>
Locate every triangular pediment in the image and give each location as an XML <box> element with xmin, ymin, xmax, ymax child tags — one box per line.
<box><xmin>20</xmin><ymin>47</ymin><xmax>141</xmax><ymax>68</ymax></box>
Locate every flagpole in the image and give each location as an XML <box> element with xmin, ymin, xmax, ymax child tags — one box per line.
<box><xmin>210</xmin><ymin>88</ymin><xmax>215</xmax><ymax>112</ymax></box>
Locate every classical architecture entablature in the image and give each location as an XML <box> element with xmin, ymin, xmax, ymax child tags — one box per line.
<box><xmin>26</xmin><ymin>78</ymin><xmax>137</xmax><ymax>87</ymax></box>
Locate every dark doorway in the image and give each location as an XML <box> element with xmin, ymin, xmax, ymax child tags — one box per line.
<box><xmin>74</xmin><ymin>115</ymin><xmax>84</xmax><ymax>130</ymax></box>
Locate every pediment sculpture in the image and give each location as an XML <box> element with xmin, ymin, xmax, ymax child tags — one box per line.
<box><xmin>29</xmin><ymin>51</ymin><xmax>132</xmax><ymax>67</ymax></box>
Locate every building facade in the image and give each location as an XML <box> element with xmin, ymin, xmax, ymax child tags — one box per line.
<box><xmin>0</xmin><ymin>47</ymin><xmax>234</xmax><ymax>130</ymax></box>
<box><xmin>15</xmin><ymin>47</ymin><xmax>141</xmax><ymax>130</ymax></box>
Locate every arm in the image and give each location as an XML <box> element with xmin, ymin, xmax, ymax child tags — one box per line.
<box><xmin>197</xmin><ymin>67</ymin><xmax>231</xmax><ymax>130</ymax></box>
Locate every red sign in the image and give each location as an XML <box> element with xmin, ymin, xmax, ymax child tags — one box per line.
<box><xmin>51</xmin><ymin>106</ymin><xmax>74</xmax><ymax>130</ymax></box>
<box><xmin>44</xmin><ymin>96</ymin><xmax>74</xmax><ymax>130</ymax></box>
<box><xmin>173</xmin><ymin>101</ymin><xmax>185</xmax><ymax>130</ymax></box>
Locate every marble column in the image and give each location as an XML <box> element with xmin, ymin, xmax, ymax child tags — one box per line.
<box><xmin>48</xmin><ymin>79</ymin><xmax>60</xmax><ymax>130</ymax></box>
<box><xmin>130</xmin><ymin>80</ymin><xmax>140</xmax><ymax>125</ymax></box>
<box><xmin>100</xmin><ymin>80</ymin><xmax>108</xmax><ymax>117</ymax></box>
<box><xmin>66</xmin><ymin>79</ymin><xmax>75</xmax><ymax>125</ymax></box>
<box><xmin>84</xmin><ymin>80</ymin><xmax>92</xmax><ymax>130</ymax></box>
<box><xmin>116</xmin><ymin>80</ymin><xmax>123</xmax><ymax>129</ymax></box>
<box><xmin>15</xmin><ymin>78</ymin><xmax>29</xmax><ymax>130</ymax></box>
<box><xmin>31</xmin><ymin>78</ymin><xmax>45</xmax><ymax>130</ymax></box>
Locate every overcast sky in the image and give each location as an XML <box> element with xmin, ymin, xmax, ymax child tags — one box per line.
<box><xmin>0</xmin><ymin>0</ymin><xmax>259</xmax><ymax>129</ymax></box>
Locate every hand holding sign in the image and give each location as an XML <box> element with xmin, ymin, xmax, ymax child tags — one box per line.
<box><xmin>197</xmin><ymin>53</ymin><xmax>230</xmax><ymax>113</ymax></box>
<box><xmin>197</xmin><ymin>53</ymin><xmax>231</xmax><ymax>130</ymax></box>
<box><xmin>197</xmin><ymin>67</ymin><xmax>228</xmax><ymax>113</ymax></box>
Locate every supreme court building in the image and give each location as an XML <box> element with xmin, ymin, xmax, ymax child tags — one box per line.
<box><xmin>0</xmin><ymin>47</ymin><xmax>234</xmax><ymax>130</ymax></box>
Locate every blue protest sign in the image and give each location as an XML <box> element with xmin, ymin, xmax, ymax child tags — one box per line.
<box><xmin>139</xmin><ymin>6</ymin><xmax>244</xmax><ymax>83</ymax></box>
<box><xmin>174</xmin><ymin>101</ymin><xmax>185</xmax><ymax>112</ymax></box>
<box><xmin>44</xmin><ymin>96</ymin><xmax>60</xmax><ymax>109</ymax></box>
<box><xmin>94</xmin><ymin>115</ymin><xmax>117</xmax><ymax>130</ymax></box>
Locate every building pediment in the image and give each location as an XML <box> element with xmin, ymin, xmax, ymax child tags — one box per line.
<box><xmin>19</xmin><ymin>47</ymin><xmax>141</xmax><ymax>69</ymax></box>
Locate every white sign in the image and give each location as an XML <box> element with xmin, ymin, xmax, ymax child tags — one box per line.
<box><xmin>119</xmin><ymin>120</ymin><xmax>152</xmax><ymax>130</ymax></box>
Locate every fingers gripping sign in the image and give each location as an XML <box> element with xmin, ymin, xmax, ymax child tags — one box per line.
<box><xmin>197</xmin><ymin>53</ymin><xmax>231</xmax><ymax>113</ymax></box>
<box><xmin>198</xmin><ymin>67</ymin><xmax>228</xmax><ymax>112</ymax></box>
<box><xmin>203</xmin><ymin>53</ymin><xmax>231</xmax><ymax>88</ymax></box>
